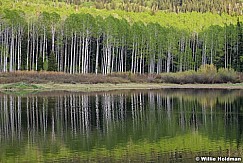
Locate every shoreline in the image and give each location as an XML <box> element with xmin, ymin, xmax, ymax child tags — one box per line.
<box><xmin>1</xmin><ymin>83</ymin><xmax>243</xmax><ymax>93</ymax></box>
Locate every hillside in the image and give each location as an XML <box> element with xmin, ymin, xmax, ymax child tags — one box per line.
<box><xmin>3</xmin><ymin>0</ymin><xmax>243</xmax><ymax>15</ymax></box>
<box><xmin>0</xmin><ymin>0</ymin><xmax>242</xmax><ymax>76</ymax></box>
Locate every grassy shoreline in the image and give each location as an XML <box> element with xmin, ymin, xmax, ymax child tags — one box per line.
<box><xmin>0</xmin><ymin>71</ymin><xmax>243</xmax><ymax>93</ymax></box>
<box><xmin>1</xmin><ymin>83</ymin><xmax>243</xmax><ymax>93</ymax></box>
<box><xmin>36</xmin><ymin>83</ymin><xmax>243</xmax><ymax>91</ymax></box>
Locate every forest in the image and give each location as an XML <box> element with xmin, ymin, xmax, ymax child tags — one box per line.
<box><xmin>0</xmin><ymin>0</ymin><xmax>243</xmax><ymax>75</ymax></box>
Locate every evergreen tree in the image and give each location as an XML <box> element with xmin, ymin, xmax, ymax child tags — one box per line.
<box><xmin>47</xmin><ymin>51</ymin><xmax>58</xmax><ymax>71</ymax></box>
<box><xmin>237</xmin><ymin>19</ymin><xmax>243</xmax><ymax>71</ymax></box>
<box><xmin>37</xmin><ymin>55</ymin><xmax>43</xmax><ymax>71</ymax></box>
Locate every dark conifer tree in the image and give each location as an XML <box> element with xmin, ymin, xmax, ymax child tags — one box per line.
<box><xmin>37</xmin><ymin>56</ymin><xmax>43</xmax><ymax>71</ymax></box>
<box><xmin>47</xmin><ymin>51</ymin><xmax>58</xmax><ymax>71</ymax></box>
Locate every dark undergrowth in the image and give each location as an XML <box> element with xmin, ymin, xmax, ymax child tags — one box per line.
<box><xmin>0</xmin><ymin>65</ymin><xmax>242</xmax><ymax>84</ymax></box>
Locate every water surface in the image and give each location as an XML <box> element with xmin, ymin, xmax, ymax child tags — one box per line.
<box><xmin>0</xmin><ymin>89</ymin><xmax>243</xmax><ymax>162</ymax></box>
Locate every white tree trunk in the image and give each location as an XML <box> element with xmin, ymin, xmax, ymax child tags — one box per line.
<box><xmin>166</xmin><ymin>45</ymin><xmax>171</xmax><ymax>73</ymax></box>
<box><xmin>95</xmin><ymin>38</ymin><xmax>99</xmax><ymax>74</ymax></box>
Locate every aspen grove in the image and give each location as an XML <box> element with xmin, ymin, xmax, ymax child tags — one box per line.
<box><xmin>0</xmin><ymin>8</ymin><xmax>243</xmax><ymax>74</ymax></box>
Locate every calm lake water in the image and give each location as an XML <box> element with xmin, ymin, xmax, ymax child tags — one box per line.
<box><xmin>0</xmin><ymin>89</ymin><xmax>243</xmax><ymax>162</ymax></box>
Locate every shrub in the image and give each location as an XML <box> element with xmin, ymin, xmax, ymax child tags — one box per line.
<box><xmin>197</xmin><ymin>64</ymin><xmax>217</xmax><ymax>83</ymax></box>
<box><xmin>218</xmin><ymin>68</ymin><xmax>238</xmax><ymax>83</ymax></box>
<box><xmin>160</xmin><ymin>64</ymin><xmax>240</xmax><ymax>84</ymax></box>
<box><xmin>0</xmin><ymin>66</ymin><xmax>241</xmax><ymax>84</ymax></box>
<box><xmin>198</xmin><ymin>64</ymin><xmax>217</xmax><ymax>74</ymax></box>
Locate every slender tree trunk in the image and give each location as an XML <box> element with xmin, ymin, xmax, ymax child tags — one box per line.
<box><xmin>0</xmin><ymin>28</ymin><xmax>3</xmax><ymax>72</ymax></box>
<box><xmin>36</xmin><ymin>32</ymin><xmax>39</xmax><ymax>71</ymax></box>
<box><xmin>73</xmin><ymin>31</ymin><xmax>77</xmax><ymax>74</ymax></box>
<box><xmin>43</xmin><ymin>27</ymin><xmax>46</xmax><ymax>63</ymax></box>
<box><xmin>120</xmin><ymin>43</ymin><xmax>124</xmax><ymax>72</ymax></box>
<box><xmin>111</xmin><ymin>41</ymin><xmax>115</xmax><ymax>73</ymax></box>
<box><xmin>95</xmin><ymin>37</ymin><xmax>99</xmax><ymax>74</ymax></box>
<box><xmin>210</xmin><ymin>34</ymin><xmax>214</xmax><ymax>65</ymax></box>
<box><xmin>3</xmin><ymin>28</ymin><xmax>8</xmax><ymax>72</ymax></box>
<box><xmin>84</xmin><ymin>33</ymin><xmax>89</xmax><ymax>74</ymax></box>
<box><xmin>131</xmin><ymin>40</ymin><xmax>135</xmax><ymax>73</ymax></box>
<box><xmin>224</xmin><ymin>31</ymin><xmax>228</xmax><ymax>68</ymax></box>
<box><xmin>51</xmin><ymin>26</ymin><xmax>55</xmax><ymax>52</ymax></box>
<box><xmin>14</xmin><ymin>30</ymin><xmax>18</xmax><ymax>71</ymax></box>
<box><xmin>107</xmin><ymin>42</ymin><xmax>111</xmax><ymax>74</ymax></box>
<box><xmin>32</xmin><ymin>24</ymin><xmax>35</xmax><ymax>71</ymax></box>
<box><xmin>78</xmin><ymin>33</ymin><xmax>82</xmax><ymax>73</ymax></box>
<box><xmin>10</xmin><ymin>26</ymin><xmax>14</xmax><ymax>72</ymax></box>
<box><xmin>64</xmin><ymin>35</ymin><xmax>67</xmax><ymax>73</ymax></box>
<box><xmin>70</xmin><ymin>32</ymin><xmax>73</xmax><ymax>74</ymax></box>
<box><xmin>27</xmin><ymin>22</ymin><xmax>30</xmax><ymax>70</ymax></box>
<box><xmin>166</xmin><ymin>44</ymin><xmax>171</xmax><ymax>73</ymax></box>
<box><xmin>134</xmin><ymin>42</ymin><xmax>137</xmax><ymax>73</ymax></box>
<box><xmin>139</xmin><ymin>38</ymin><xmax>143</xmax><ymax>74</ymax></box>
<box><xmin>18</xmin><ymin>28</ymin><xmax>22</xmax><ymax>70</ymax></box>
<box><xmin>202</xmin><ymin>38</ymin><xmax>207</xmax><ymax>66</ymax></box>
<box><xmin>81</xmin><ymin>34</ymin><xmax>85</xmax><ymax>74</ymax></box>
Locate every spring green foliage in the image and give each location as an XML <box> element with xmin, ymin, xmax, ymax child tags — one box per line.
<box><xmin>1</xmin><ymin>0</ymin><xmax>242</xmax><ymax>15</ymax></box>
<box><xmin>0</xmin><ymin>0</ymin><xmax>242</xmax><ymax>31</ymax></box>
<box><xmin>0</xmin><ymin>0</ymin><xmax>242</xmax><ymax>77</ymax></box>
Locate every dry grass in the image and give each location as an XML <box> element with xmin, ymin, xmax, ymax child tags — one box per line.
<box><xmin>0</xmin><ymin>71</ymin><xmax>131</xmax><ymax>84</ymax></box>
<box><xmin>0</xmin><ymin>69</ymin><xmax>242</xmax><ymax>85</ymax></box>
<box><xmin>0</xmin><ymin>71</ymin><xmax>163</xmax><ymax>84</ymax></box>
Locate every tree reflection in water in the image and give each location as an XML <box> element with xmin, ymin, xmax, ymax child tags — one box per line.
<box><xmin>0</xmin><ymin>89</ymin><xmax>242</xmax><ymax>162</ymax></box>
